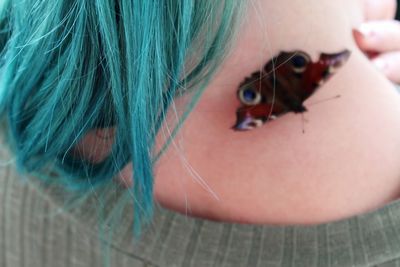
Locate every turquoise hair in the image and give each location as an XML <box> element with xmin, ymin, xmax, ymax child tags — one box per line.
<box><xmin>0</xmin><ymin>0</ymin><xmax>245</xmax><ymax>250</ymax></box>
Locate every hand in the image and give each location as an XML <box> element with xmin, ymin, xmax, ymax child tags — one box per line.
<box><xmin>354</xmin><ymin>0</ymin><xmax>400</xmax><ymax>83</ymax></box>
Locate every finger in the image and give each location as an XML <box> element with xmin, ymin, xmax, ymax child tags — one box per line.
<box><xmin>364</xmin><ymin>0</ymin><xmax>397</xmax><ymax>20</ymax></box>
<box><xmin>372</xmin><ymin>51</ymin><xmax>400</xmax><ymax>84</ymax></box>
<box><xmin>354</xmin><ymin>20</ymin><xmax>400</xmax><ymax>52</ymax></box>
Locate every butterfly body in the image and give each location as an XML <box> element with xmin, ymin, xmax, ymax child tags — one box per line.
<box><xmin>233</xmin><ymin>50</ymin><xmax>351</xmax><ymax>131</ymax></box>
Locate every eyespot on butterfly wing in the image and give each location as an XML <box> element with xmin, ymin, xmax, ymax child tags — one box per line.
<box><xmin>233</xmin><ymin>49</ymin><xmax>351</xmax><ymax>131</ymax></box>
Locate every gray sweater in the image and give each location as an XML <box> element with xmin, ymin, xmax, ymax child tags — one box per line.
<box><xmin>2</xmin><ymin>147</ymin><xmax>400</xmax><ymax>267</ymax></box>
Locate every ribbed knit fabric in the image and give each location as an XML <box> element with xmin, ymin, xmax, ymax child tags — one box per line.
<box><xmin>2</xmin><ymin>150</ymin><xmax>400</xmax><ymax>267</ymax></box>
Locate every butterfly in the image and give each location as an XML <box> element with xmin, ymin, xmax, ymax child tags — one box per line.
<box><xmin>233</xmin><ymin>49</ymin><xmax>351</xmax><ymax>131</ymax></box>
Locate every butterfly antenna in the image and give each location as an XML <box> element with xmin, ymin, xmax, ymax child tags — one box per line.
<box><xmin>308</xmin><ymin>95</ymin><xmax>341</xmax><ymax>106</ymax></box>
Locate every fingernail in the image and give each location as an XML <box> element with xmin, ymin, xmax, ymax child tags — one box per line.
<box><xmin>374</xmin><ymin>59</ymin><xmax>387</xmax><ymax>71</ymax></box>
<box><xmin>358</xmin><ymin>24</ymin><xmax>376</xmax><ymax>38</ymax></box>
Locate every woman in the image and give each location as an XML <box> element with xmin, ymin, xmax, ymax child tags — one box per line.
<box><xmin>1</xmin><ymin>0</ymin><xmax>400</xmax><ymax>266</ymax></box>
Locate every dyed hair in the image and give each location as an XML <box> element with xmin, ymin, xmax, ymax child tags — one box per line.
<box><xmin>0</xmin><ymin>0</ymin><xmax>245</xmax><ymax>261</ymax></box>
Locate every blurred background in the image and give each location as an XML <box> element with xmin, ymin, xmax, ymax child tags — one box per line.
<box><xmin>397</xmin><ymin>0</ymin><xmax>399</xmax><ymax>20</ymax></box>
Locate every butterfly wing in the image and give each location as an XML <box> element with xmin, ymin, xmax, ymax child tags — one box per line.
<box><xmin>233</xmin><ymin>50</ymin><xmax>350</xmax><ymax>131</ymax></box>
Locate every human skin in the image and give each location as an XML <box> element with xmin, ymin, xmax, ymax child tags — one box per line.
<box><xmin>78</xmin><ymin>0</ymin><xmax>400</xmax><ymax>225</ymax></box>
<box><xmin>148</xmin><ymin>0</ymin><xmax>400</xmax><ymax>225</ymax></box>
<box><xmin>355</xmin><ymin>0</ymin><xmax>400</xmax><ymax>83</ymax></box>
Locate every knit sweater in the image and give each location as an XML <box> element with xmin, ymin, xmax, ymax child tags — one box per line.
<box><xmin>2</xmin><ymin>145</ymin><xmax>400</xmax><ymax>267</ymax></box>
